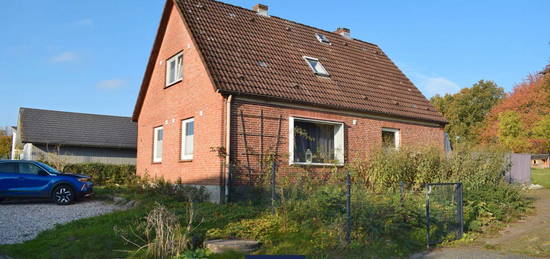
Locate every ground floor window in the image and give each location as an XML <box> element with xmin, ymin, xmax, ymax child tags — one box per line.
<box><xmin>382</xmin><ymin>128</ymin><xmax>400</xmax><ymax>149</ymax></box>
<box><xmin>289</xmin><ymin>117</ymin><xmax>344</xmax><ymax>165</ymax></box>
<box><xmin>153</xmin><ymin>126</ymin><xmax>163</xmax><ymax>162</ymax></box>
<box><xmin>181</xmin><ymin>118</ymin><xmax>194</xmax><ymax>160</ymax></box>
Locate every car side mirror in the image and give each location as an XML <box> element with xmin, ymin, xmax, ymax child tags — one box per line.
<box><xmin>38</xmin><ymin>170</ymin><xmax>50</xmax><ymax>176</ymax></box>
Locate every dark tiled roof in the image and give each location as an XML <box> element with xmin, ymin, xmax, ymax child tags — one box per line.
<box><xmin>19</xmin><ymin>108</ymin><xmax>137</xmax><ymax>149</ymax></box>
<box><xmin>133</xmin><ymin>0</ymin><xmax>446</xmax><ymax>124</ymax></box>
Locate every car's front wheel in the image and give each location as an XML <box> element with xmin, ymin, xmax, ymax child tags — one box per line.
<box><xmin>53</xmin><ymin>185</ymin><xmax>74</xmax><ymax>205</ymax></box>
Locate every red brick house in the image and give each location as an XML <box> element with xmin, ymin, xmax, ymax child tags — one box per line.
<box><xmin>132</xmin><ymin>0</ymin><xmax>447</xmax><ymax>202</ymax></box>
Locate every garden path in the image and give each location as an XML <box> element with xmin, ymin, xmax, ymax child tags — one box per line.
<box><xmin>412</xmin><ymin>189</ymin><xmax>550</xmax><ymax>258</ymax></box>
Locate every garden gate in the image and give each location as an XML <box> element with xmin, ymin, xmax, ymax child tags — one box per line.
<box><xmin>425</xmin><ymin>182</ymin><xmax>463</xmax><ymax>248</ymax></box>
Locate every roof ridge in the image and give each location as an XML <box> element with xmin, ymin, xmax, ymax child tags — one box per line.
<box><xmin>20</xmin><ymin>107</ymin><xmax>132</xmax><ymax>120</ymax></box>
<box><xmin>194</xmin><ymin>0</ymin><xmax>379</xmax><ymax>47</ymax></box>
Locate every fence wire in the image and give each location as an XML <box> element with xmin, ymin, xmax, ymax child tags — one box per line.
<box><xmin>425</xmin><ymin>183</ymin><xmax>463</xmax><ymax>247</ymax></box>
<box><xmin>231</xmin><ymin>168</ymin><xmax>463</xmax><ymax>249</ymax></box>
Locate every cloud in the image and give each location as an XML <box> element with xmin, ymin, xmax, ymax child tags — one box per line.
<box><xmin>414</xmin><ymin>74</ymin><xmax>461</xmax><ymax>97</ymax></box>
<box><xmin>396</xmin><ymin>62</ymin><xmax>461</xmax><ymax>97</ymax></box>
<box><xmin>73</xmin><ymin>18</ymin><xmax>93</xmax><ymax>27</ymax></box>
<box><xmin>96</xmin><ymin>79</ymin><xmax>127</xmax><ymax>89</ymax></box>
<box><xmin>49</xmin><ymin>51</ymin><xmax>77</xmax><ymax>63</ymax></box>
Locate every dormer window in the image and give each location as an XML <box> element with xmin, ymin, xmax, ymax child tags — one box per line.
<box><xmin>303</xmin><ymin>56</ymin><xmax>329</xmax><ymax>76</ymax></box>
<box><xmin>315</xmin><ymin>33</ymin><xmax>331</xmax><ymax>44</ymax></box>
<box><xmin>166</xmin><ymin>52</ymin><xmax>183</xmax><ymax>87</ymax></box>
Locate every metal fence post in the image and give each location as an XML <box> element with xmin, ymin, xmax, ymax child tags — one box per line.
<box><xmin>271</xmin><ymin>160</ymin><xmax>276</xmax><ymax>214</ymax></box>
<box><xmin>457</xmin><ymin>183</ymin><xmax>464</xmax><ymax>239</ymax></box>
<box><xmin>425</xmin><ymin>184</ymin><xmax>431</xmax><ymax>249</ymax></box>
<box><xmin>400</xmin><ymin>181</ymin><xmax>406</xmax><ymax>223</ymax></box>
<box><xmin>346</xmin><ymin>170</ymin><xmax>351</xmax><ymax>245</ymax></box>
<box><xmin>400</xmin><ymin>181</ymin><xmax>404</xmax><ymax>203</ymax></box>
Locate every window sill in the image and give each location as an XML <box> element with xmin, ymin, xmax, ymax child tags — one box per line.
<box><xmin>179</xmin><ymin>159</ymin><xmax>193</xmax><ymax>163</ymax></box>
<box><xmin>152</xmin><ymin>161</ymin><xmax>162</xmax><ymax>164</ymax></box>
<box><xmin>290</xmin><ymin>162</ymin><xmax>344</xmax><ymax>167</ymax></box>
<box><xmin>164</xmin><ymin>78</ymin><xmax>182</xmax><ymax>89</ymax></box>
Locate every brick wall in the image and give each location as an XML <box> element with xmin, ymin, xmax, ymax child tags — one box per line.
<box><xmin>229</xmin><ymin>98</ymin><xmax>445</xmax><ymax>185</ymax></box>
<box><xmin>135</xmin><ymin>2</ymin><xmax>445</xmax><ymax>201</ymax></box>
<box><xmin>136</xmin><ymin>3</ymin><xmax>225</xmax><ymax>187</ymax></box>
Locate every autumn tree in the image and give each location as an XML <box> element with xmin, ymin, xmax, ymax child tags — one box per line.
<box><xmin>479</xmin><ymin>64</ymin><xmax>550</xmax><ymax>153</ymax></box>
<box><xmin>0</xmin><ymin>128</ymin><xmax>12</xmax><ymax>159</ymax></box>
<box><xmin>430</xmin><ymin>80</ymin><xmax>505</xmax><ymax>145</ymax></box>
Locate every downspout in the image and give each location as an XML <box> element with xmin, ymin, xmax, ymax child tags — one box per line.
<box><xmin>224</xmin><ymin>95</ymin><xmax>233</xmax><ymax>202</ymax></box>
<box><xmin>10</xmin><ymin>131</ymin><xmax>16</xmax><ymax>160</ymax></box>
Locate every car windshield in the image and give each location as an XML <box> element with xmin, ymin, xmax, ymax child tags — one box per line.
<box><xmin>35</xmin><ymin>162</ymin><xmax>61</xmax><ymax>174</ymax></box>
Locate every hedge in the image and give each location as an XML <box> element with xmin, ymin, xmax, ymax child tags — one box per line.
<box><xmin>62</xmin><ymin>163</ymin><xmax>137</xmax><ymax>186</ymax></box>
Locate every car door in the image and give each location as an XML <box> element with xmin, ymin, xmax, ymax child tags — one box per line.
<box><xmin>0</xmin><ymin>162</ymin><xmax>19</xmax><ymax>196</ymax></box>
<box><xmin>16</xmin><ymin>162</ymin><xmax>53</xmax><ymax>198</ymax></box>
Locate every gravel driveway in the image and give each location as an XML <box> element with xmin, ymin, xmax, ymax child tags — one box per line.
<box><xmin>0</xmin><ymin>199</ymin><xmax>121</xmax><ymax>244</ymax></box>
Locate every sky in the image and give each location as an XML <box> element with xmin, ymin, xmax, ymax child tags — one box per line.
<box><xmin>0</xmin><ymin>0</ymin><xmax>548</xmax><ymax>127</ymax></box>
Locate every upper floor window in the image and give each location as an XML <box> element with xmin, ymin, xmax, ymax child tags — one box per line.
<box><xmin>303</xmin><ymin>56</ymin><xmax>329</xmax><ymax>77</ymax></box>
<box><xmin>382</xmin><ymin>128</ymin><xmax>400</xmax><ymax>149</ymax></box>
<box><xmin>166</xmin><ymin>52</ymin><xmax>183</xmax><ymax>86</ymax></box>
<box><xmin>153</xmin><ymin>126</ymin><xmax>163</xmax><ymax>162</ymax></box>
<box><xmin>181</xmin><ymin>118</ymin><xmax>194</xmax><ymax>160</ymax></box>
<box><xmin>288</xmin><ymin>117</ymin><xmax>344</xmax><ymax>165</ymax></box>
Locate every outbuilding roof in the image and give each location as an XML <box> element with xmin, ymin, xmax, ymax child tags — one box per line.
<box><xmin>19</xmin><ymin>108</ymin><xmax>136</xmax><ymax>149</ymax></box>
<box><xmin>133</xmin><ymin>0</ymin><xmax>446</xmax><ymax>124</ymax></box>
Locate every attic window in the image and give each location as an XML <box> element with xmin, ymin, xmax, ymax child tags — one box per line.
<box><xmin>315</xmin><ymin>33</ymin><xmax>331</xmax><ymax>44</ymax></box>
<box><xmin>166</xmin><ymin>52</ymin><xmax>183</xmax><ymax>87</ymax></box>
<box><xmin>303</xmin><ymin>56</ymin><xmax>329</xmax><ymax>76</ymax></box>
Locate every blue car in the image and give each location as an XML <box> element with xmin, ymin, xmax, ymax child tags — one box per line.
<box><xmin>0</xmin><ymin>160</ymin><xmax>93</xmax><ymax>205</ymax></box>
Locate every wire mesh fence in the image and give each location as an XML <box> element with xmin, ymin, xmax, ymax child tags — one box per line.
<box><xmin>425</xmin><ymin>183</ymin><xmax>463</xmax><ymax>248</ymax></box>
<box><xmin>239</xmin><ymin>168</ymin><xmax>465</xmax><ymax>249</ymax></box>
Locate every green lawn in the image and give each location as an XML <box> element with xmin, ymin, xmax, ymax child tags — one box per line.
<box><xmin>0</xmin><ymin>187</ymin><xmax>257</xmax><ymax>259</ymax></box>
<box><xmin>532</xmin><ymin>168</ymin><xmax>550</xmax><ymax>188</ymax></box>
<box><xmin>0</xmin><ymin>180</ymin><xmax>532</xmax><ymax>259</ymax></box>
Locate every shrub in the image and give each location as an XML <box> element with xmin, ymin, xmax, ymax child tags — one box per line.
<box><xmin>117</xmin><ymin>203</ymin><xmax>199</xmax><ymax>259</ymax></box>
<box><xmin>206</xmin><ymin>213</ymin><xmax>299</xmax><ymax>246</ymax></box>
<box><xmin>350</xmin><ymin>145</ymin><xmax>510</xmax><ymax>191</ymax></box>
<box><xmin>207</xmin><ymin>145</ymin><xmax>529</xmax><ymax>256</ymax></box>
<box><xmin>62</xmin><ymin>163</ymin><xmax>137</xmax><ymax>186</ymax></box>
<box><xmin>129</xmin><ymin>175</ymin><xmax>210</xmax><ymax>203</ymax></box>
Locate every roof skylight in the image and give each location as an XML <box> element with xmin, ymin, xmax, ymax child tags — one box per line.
<box><xmin>315</xmin><ymin>33</ymin><xmax>331</xmax><ymax>44</ymax></box>
<box><xmin>303</xmin><ymin>56</ymin><xmax>329</xmax><ymax>76</ymax></box>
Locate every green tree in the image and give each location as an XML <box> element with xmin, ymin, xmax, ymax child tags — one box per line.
<box><xmin>430</xmin><ymin>80</ymin><xmax>505</xmax><ymax>145</ymax></box>
<box><xmin>531</xmin><ymin>116</ymin><xmax>550</xmax><ymax>153</ymax></box>
<box><xmin>497</xmin><ymin>110</ymin><xmax>529</xmax><ymax>152</ymax></box>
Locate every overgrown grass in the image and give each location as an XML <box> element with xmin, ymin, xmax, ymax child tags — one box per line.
<box><xmin>532</xmin><ymin>168</ymin><xmax>550</xmax><ymax>188</ymax></box>
<box><xmin>0</xmin><ymin>187</ymin><xmax>261</xmax><ymax>259</ymax></box>
<box><xmin>207</xmin><ymin>145</ymin><xmax>530</xmax><ymax>257</ymax></box>
<box><xmin>0</xmin><ymin>146</ymin><xmax>532</xmax><ymax>258</ymax></box>
<box><xmin>0</xmin><ymin>208</ymin><xmax>145</xmax><ymax>259</ymax></box>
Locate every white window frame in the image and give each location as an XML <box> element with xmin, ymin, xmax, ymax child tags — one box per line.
<box><xmin>166</xmin><ymin>52</ymin><xmax>183</xmax><ymax>86</ymax></box>
<box><xmin>153</xmin><ymin>126</ymin><xmax>163</xmax><ymax>163</ymax></box>
<box><xmin>381</xmin><ymin>128</ymin><xmax>400</xmax><ymax>149</ymax></box>
<box><xmin>288</xmin><ymin>117</ymin><xmax>344</xmax><ymax>166</ymax></box>
<box><xmin>303</xmin><ymin>56</ymin><xmax>329</xmax><ymax>76</ymax></box>
<box><xmin>181</xmin><ymin>118</ymin><xmax>194</xmax><ymax>160</ymax></box>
